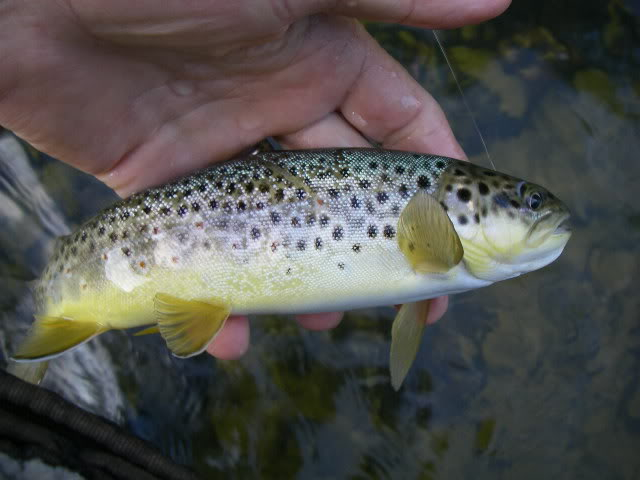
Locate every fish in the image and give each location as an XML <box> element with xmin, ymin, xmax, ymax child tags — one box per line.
<box><xmin>10</xmin><ymin>148</ymin><xmax>572</xmax><ymax>389</ymax></box>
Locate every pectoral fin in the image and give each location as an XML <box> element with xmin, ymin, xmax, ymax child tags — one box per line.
<box><xmin>397</xmin><ymin>192</ymin><xmax>463</xmax><ymax>274</ymax></box>
<box><xmin>390</xmin><ymin>300</ymin><xmax>431</xmax><ymax>390</ymax></box>
<box><xmin>154</xmin><ymin>293</ymin><xmax>231</xmax><ymax>358</ymax></box>
<box><xmin>11</xmin><ymin>315</ymin><xmax>107</xmax><ymax>362</ymax></box>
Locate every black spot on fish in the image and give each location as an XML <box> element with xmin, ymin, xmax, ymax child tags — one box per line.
<box><xmin>332</xmin><ymin>226</ymin><xmax>344</xmax><ymax>240</ymax></box>
<box><xmin>367</xmin><ymin>225</ymin><xmax>378</xmax><ymax>238</ymax></box>
<box><xmin>338</xmin><ymin>262</ymin><xmax>345</xmax><ymax>270</ymax></box>
<box><xmin>121</xmin><ymin>211</ymin><xmax>130</xmax><ymax>220</ymax></box>
<box><xmin>222</xmin><ymin>202</ymin><xmax>232</xmax><ymax>214</ymax></box>
<box><xmin>417</xmin><ymin>175</ymin><xmax>431</xmax><ymax>189</ymax></box>
<box><xmin>270</xmin><ymin>212</ymin><xmax>281</xmax><ymax>224</ymax></box>
<box><xmin>184</xmin><ymin>189</ymin><xmax>192</xmax><ymax>198</ymax></box>
<box><xmin>108</xmin><ymin>216</ymin><xmax>116</xmax><ymax>224</ymax></box>
<box><xmin>296</xmin><ymin>188</ymin><xmax>306</xmax><ymax>200</ymax></box>
<box><xmin>377</xmin><ymin>192</ymin><xmax>389</xmax><ymax>204</ymax></box>
<box><xmin>245</xmin><ymin>182</ymin><xmax>254</xmax><ymax>193</ymax></box>
<box><xmin>256</xmin><ymin>202</ymin><xmax>265</xmax><ymax>210</ymax></box>
<box><xmin>291</xmin><ymin>217</ymin><xmax>300</xmax><ymax>227</ymax></box>
<box><xmin>351</xmin><ymin>196</ymin><xmax>360</xmax><ymax>208</ymax></box>
<box><xmin>458</xmin><ymin>215</ymin><xmax>468</xmax><ymax>225</ymax></box>
<box><xmin>237</xmin><ymin>200</ymin><xmax>246</xmax><ymax>212</ymax></box>
<box><xmin>445</xmin><ymin>184</ymin><xmax>453</xmax><ymax>192</ymax></box>
<box><xmin>165</xmin><ymin>190</ymin><xmax>176</xmax><ymax>199</ymax></box>
<box><xmin>383</xmin><ymin>225</ymin><xmax>395</xmax><ymax>239</ymax></box>
<box><xmin>398</xmin><ymin>184</ymin><xmax>409</xmax><ymax>198</ymax></box>
<box><xmin>296</xmin><ymin>240</ymin><xmax>306</xmax><ymax>251</ymax></box>
<box><xmin>412</xmin><ymin>154</ymin><xmax>421</xmax><ymax>159</ymax></box>
<box><xmin>191</xmin><ymin>202</ymin><xmax>200</xmax><ymax>212</ymax></box>
<box><xmin>80</xmin><ymin>232</ymin><xmax>87</xmax><ymax>242</ymax></box>
<box><xmin>369</xmin><ymin>161</ymin><xmax>378</xmax><ymax>170</ymax></box>
<box><xmin>340</xmin><ymin>167</ymin><xmax>349</xmax><ymax>177</ymax></box>
<box><xmin>178</xmin><ymin>205</ymin><xmax>188</xmax><ymax>217</ymax></box>
<box><xmin>366</xmin><ymin>201</ymin><xmax>375</xmax><ymax>214</ymax></box>
<box><xmin>315</xmin><ymin>237</ymin><xmax>323</xmax><ymax>250</ymax></box>
<box><xmin>464</xmin><ymin>178</ymin><xmax>472</xmax><ymax>185</ymax></box>
<box><xmin>289</xmin><ymin>166</ymin><xmax>298</xmax><ymax>176</ymax></box>
<box><xmin>286</xmin><ymin>267</ymin><xmax>291</xmax><ymax>275</ymax></box>
<box><xmin>328</xmin><ymin>188</ymin><xmax>339</xmax><ymax>199</ymax></box>
<box><xmin>198</xmin><ymin>183</ymin><xmax>207</xmax><ymax>192</ymax></box>
<box><xmin>395</xmin><ymin>165</ymin><xmax>405</xmax><ymax>175</ymax></box>
<box><xmin>250</xmin><ymin>227</ymin><xmax>261</xmax><ymax>239</ymax></box>
<box><xmin>209</xmin><ymin>200</ymin><xmax>218</xmax><ymax>210</ymax></box>
<box><xmin>474</xmin><ymin>213</ymin><xmax>480</xmax><ymax>223</ymax></box>
<box><xmin>359</xmin><ymin>179</ymin><xmax>371</xmax><ymax>189</ymax></box>
<box><xmin>109</xmin><ymin>232</ymin><xmax>118</xmax><ymax>242</ymax></box>
<box><xmin>510</xmin><ymin>200</ymin><xmax>520</xmax><ymax>209</ymax></box>
<box><xmin>226</xmin><ymin>183</ymin><xmax>236</xmax><ymax>195</ymax></box>
<box><xmin>320</xmin><ymin>215</ymin><xmax>330</xmax><ymax>227</ymax></box>
<box><xmin>391</xmin><ymin>204</ymin><xmax>400</xmax><ymax>215</ymax></box>
<box><xmin>70</xmin><ymin>246</ymin><xmax>77</xmax><ymax>256</ymax></box>
<box><xmin>352</xmin><ymin>244</ymin><xmax>361</xmax><ymax>253</ymax></box>
<box><xmin>275</xmin><ymin>189</ymin><xmax>285</xmax><ymax>202</ymax></box>
<box><xmin>457</xmin><ymin>188</ymin><xmax>472</xmax><ymax>203</ymax></box>
<box><xmin>478</xmin><ymin>182</ymin><xmax>489</xmax><ymax>195</ymax></box>
<box><xmin>143</xmin><ymin>205</ymin><xmax>152</xmax><ymax>214</ymax></box>
<box><xmin>259</xmin><ymin>184</ymin><xmax>270</xmax><ymax>193</ymax></box>
<box><xmin>306</xmin><ymin>215</ymin><xmax>316</xmax><ymax>226</ymax></box>
<box><xmin>98</xmin><ymin>227</ymin><xmax>105</xmax><ymax>236</ymax></box>
<box><xmin>507</xmin><ymin>211</ymin><xmax>515</xmax><ymax>219</ymax></box>
<box><xmin>436</xmin><ymin>160</ymin><xmax>446</xmax><ymax>169</ymax></box>
<box><xmin>493</xmin><ymin>193</ymin><xmax>510</xmax><ymax>208</ymax></box>
<box><xmin>454</xmin><ymin>169</ymin><xmax>465</xmax><ymax>176</ymax></box>
<box><xmin>161</xmin><ymin>207</ymin><xmax>171</xmax><ymax>215</ymax></box>
<box><xmin>177</xmin><ymin>232</ymin><xmax>188</xmax><ymax>243</ymax></box>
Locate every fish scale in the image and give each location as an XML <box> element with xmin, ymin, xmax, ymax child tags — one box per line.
<box><xmin>15</xmin><ymin>148</ymin><xmax>571</xmax><ymax>389</ymax></box>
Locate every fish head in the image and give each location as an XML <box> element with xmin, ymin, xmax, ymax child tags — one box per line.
<box><xmin>436</xmin><ymin>161</ymin><xmax>572</xmax><ymax>281</ymax></box>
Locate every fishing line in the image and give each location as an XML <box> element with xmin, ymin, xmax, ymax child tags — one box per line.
<box><xmin>432</xmin><ymin>30</ymin><xmax>496</xmax><ymax>171</ymax></box>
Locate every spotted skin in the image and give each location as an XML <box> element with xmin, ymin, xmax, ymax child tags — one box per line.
<box><xmin>35</xmin><ymin>148</ymin><xmax>570</xmax><ymax>331</ymax></box>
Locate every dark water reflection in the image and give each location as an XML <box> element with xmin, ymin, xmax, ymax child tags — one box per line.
<box><xmin>1</xmin><ymin>1</ymin><xmax>639</xmax><ymax>478</ymax></box>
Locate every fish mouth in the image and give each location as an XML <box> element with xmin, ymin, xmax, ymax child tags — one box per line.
<box><xmin>526</xmin><ymin>212</ymin><xmax>572</xmax><ymax>247</ymax></box>
<box><xmin>553</xmin><ymin>214</ymin><xmax>572</xmax><ymax>234</ymax></box>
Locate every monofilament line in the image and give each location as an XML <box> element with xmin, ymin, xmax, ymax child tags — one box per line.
<box><xmin>432</xmin><ymin>30</ymin><xmax>496</xmax><ymax>171</ymax></box>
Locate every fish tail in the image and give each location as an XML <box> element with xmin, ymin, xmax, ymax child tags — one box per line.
<box><xmin>11</xmin><ymin>315</ymin><xmax>108</xmax><ymax>362</ymax></box>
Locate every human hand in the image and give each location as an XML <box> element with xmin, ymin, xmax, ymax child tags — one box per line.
<box><xmin>0</xmin><ymin>0</ymin><xmax>510</xmax><ymax>359</ymax></box>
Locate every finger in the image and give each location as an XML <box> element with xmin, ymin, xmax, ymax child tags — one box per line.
<box><xmin>296</xmin><ymin>312</ymin><xmax>344</xmax><ymax>331</ymax></box>
<box><xmin>279</xmin><ymin>0</ymin><xmax>511</xmax><ymax>29</ymax></box>
<box><xmin>278</xmin><ymin>112</ymin><xmax>371</xmax><ymax>149</ymax></box>
<box><xmin>339</xmin><ymin>31</ymin><xmax>468</xmax><ymax>159</ymax></box>
<box><xmin>206</xmin><ymin>315</ymin><xmax>250</xmax><ymax>359</ymax></box>
<box><xmin>426</xmin><ymin>295</ymin><xmax>448</xmax><ymax>324</ymax></box>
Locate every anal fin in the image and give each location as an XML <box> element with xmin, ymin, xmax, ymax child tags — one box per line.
<box><xmin>11</xmin><ymin>315</ymin><xmax>106</xmax><ymax>362</ymax></box>
<box><xmin>154</xmin><ymin>293</ymin><xmax>231</xmax><ymax>358</ymax></box>
<box><xmin>133</xmin><ymin>325</ymin><xmax>160</xmax><ymax>336</ymax></box>
<box><xmin>390</xmin><ymin>299</ymin><xmax>431</xmax><ymax>390</ymax></box>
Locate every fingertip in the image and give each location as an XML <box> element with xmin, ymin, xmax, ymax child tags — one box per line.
<box><xmin>296</xmin><ymin>311</ymin><xmax>344</xmax><ymax>331</ymax></box>
<box><xmin>426</xmin><ymin>296</ymin><xmax>449</xmax><ymax>325</ymax></box>
<box><xmin>206</xmin><ymin>315</ymin><xmax>250</xmax><ymax>360</ymax></box>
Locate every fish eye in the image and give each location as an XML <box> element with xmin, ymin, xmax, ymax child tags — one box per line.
<box><xmin>528</xmin><ymin>192</ymin><xmax>543</xmax><ymax>210</ymax></box>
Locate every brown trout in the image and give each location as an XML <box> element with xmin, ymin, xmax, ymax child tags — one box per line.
<box><xmin>11</xmin><ymin>149</ymin><xmax>571</xmax><ymax>388</ymax></box>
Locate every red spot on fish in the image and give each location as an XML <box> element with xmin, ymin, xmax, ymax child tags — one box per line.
<box><xmin>317</xmin><ymin>199</ymin><xmax>324</xmax><ymax>206</ymax></box>
<box><xmin>102</xmin><ymin>254</ymin><xmax>108</xmax><ymax>261</ymax></box>
<box><xmin>271</xmin><ymin>242</ymin><xmax>278</xmax><ymax>252</ymax></box>
<box><xmin>195</xmin><ymin>221</ymin><xmax>204</xmax><ymax>229</ymax></box>
<box><xmin>139</xmin><ymin>261</ymin><xmax>146</xmax><ymax>268</ymax></box>
<box><xmin>153</xmin><ymin>227</ymin><xmax>160</xmax><ymax>235</ymax></box>
<box><xmin>171</xmin><ymin>256</ymin><xmax>179</xmax><ymax>263</ymax></box>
